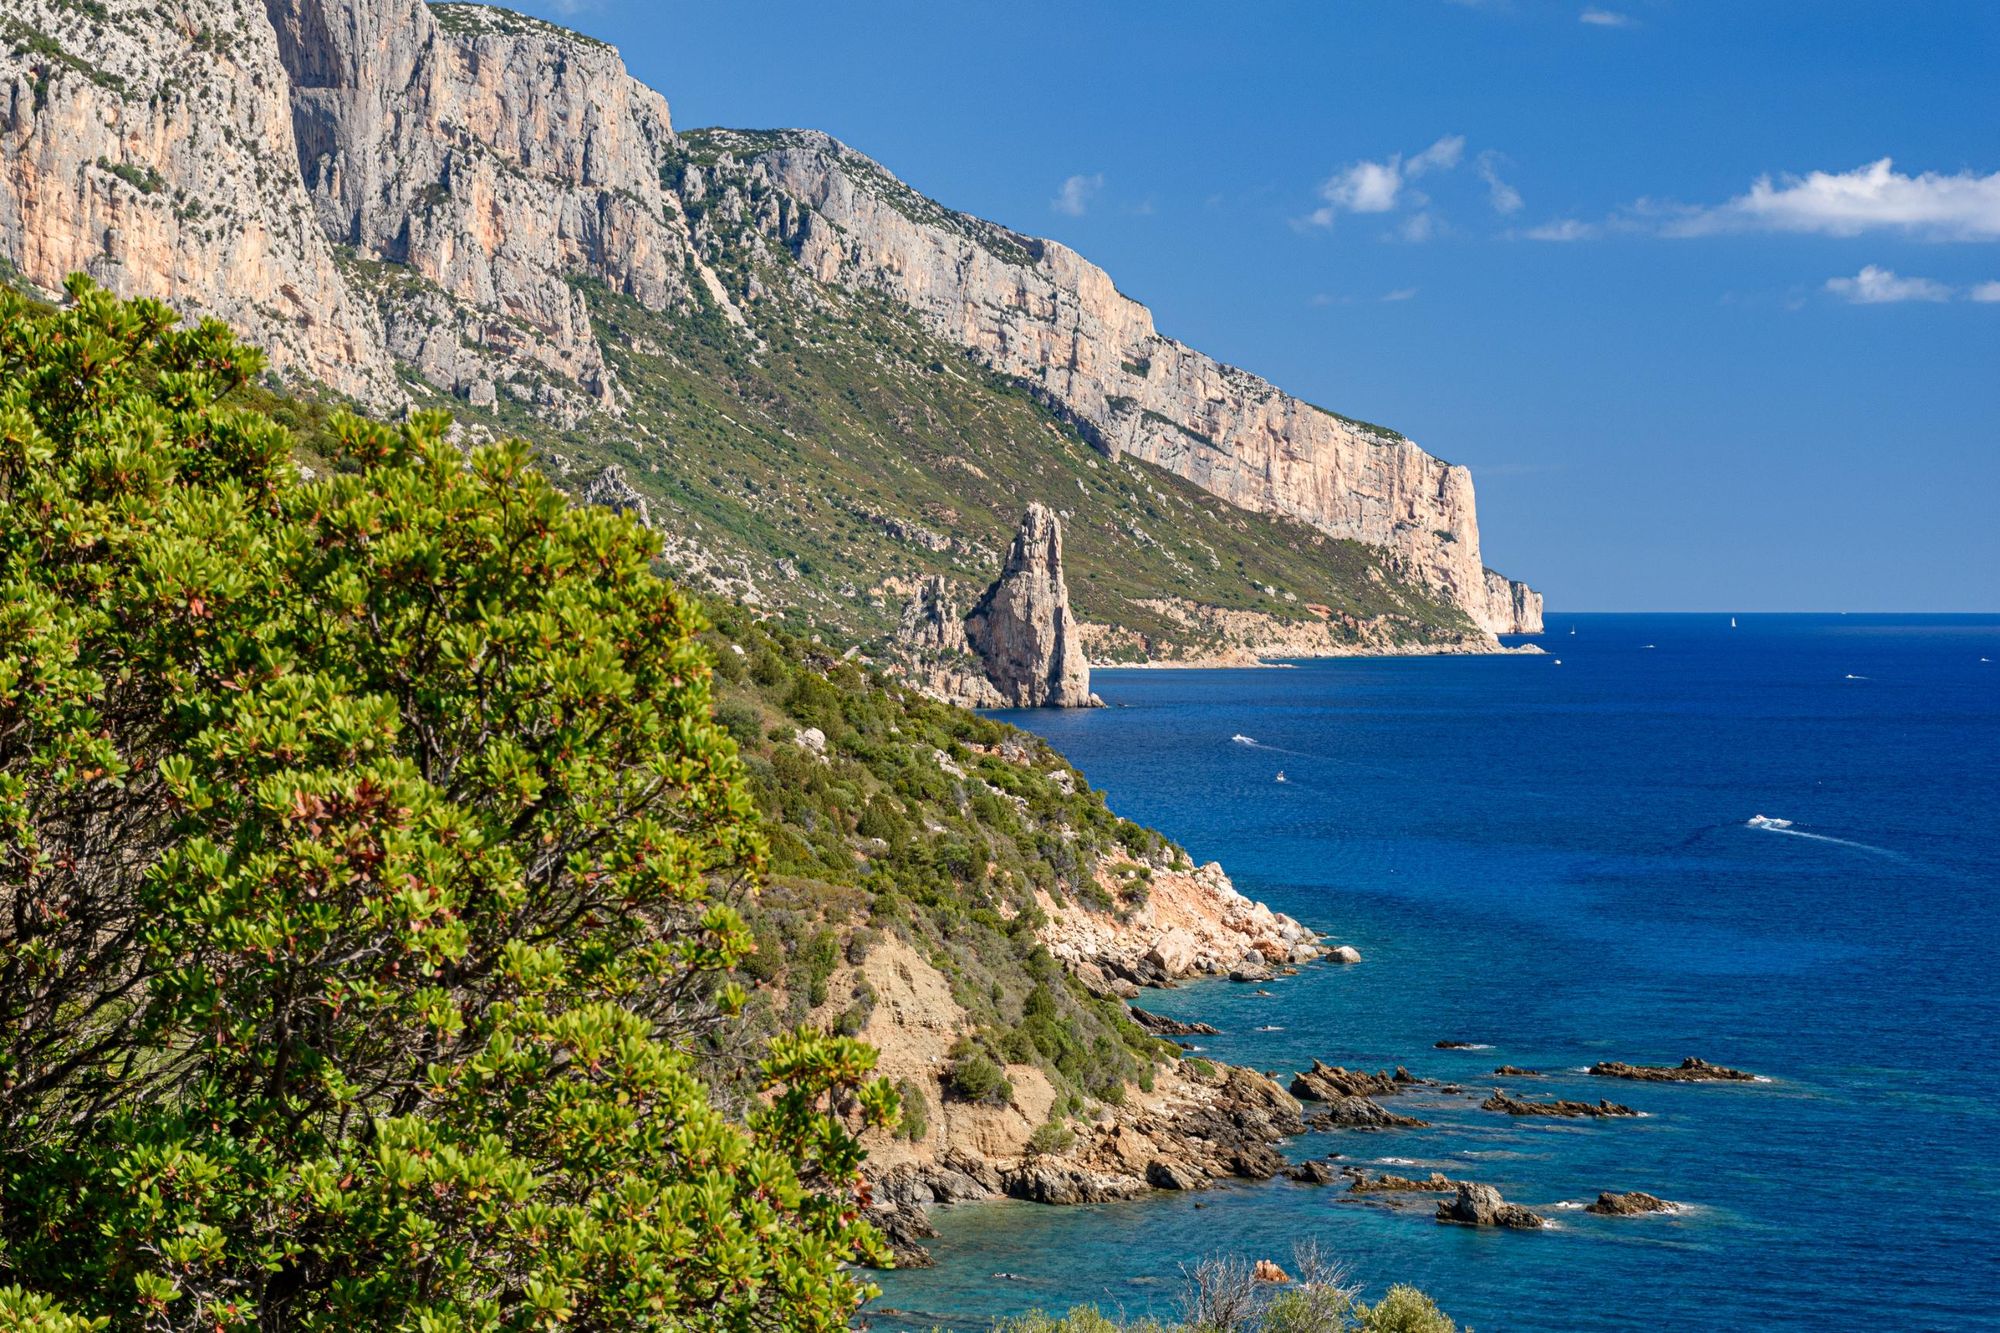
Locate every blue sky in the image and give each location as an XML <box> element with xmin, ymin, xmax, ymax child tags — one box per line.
<box><xmin>509</xmin><ymin>0</ymin><xmax>1997</xmax><ymax>611</ymax></box>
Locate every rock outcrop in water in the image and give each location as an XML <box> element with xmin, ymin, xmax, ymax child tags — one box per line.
<box><xmin>1589</xmin><ymin>1057</ymin><xmax>1757</xmax><ymax>1083</ymax></box>
<box><xmin>964</xmin><ymin>504</ymin><xmax>1098</xmax><ymax>708</ymax></box>
<box><xmin>1585</xmin><ymin>1190</ymin><xmax>1676</xmax><ymax>1216</ymax></box>
<box><xmin>1435</xmin><ymin>1182</ymin><xmax>1546</xmax><ymax>1229</ymax></box>
<box><xmin>1481</xmin><ymin>1090</ymin><xmax>1638</xmax><ymax>1118</ymax></box>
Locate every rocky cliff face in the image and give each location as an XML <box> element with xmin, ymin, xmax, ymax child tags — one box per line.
<box><xmin>266</xmin><ymin>0</ymin><xmax>703</xmax><ymax>420</ymax></box>
<box><xmin>0</xmin><ymin>0</ymin><xmax>401</xmax><ymax>405</ymax></box>
<box><xmin>963</xmin><ymin>504</ymin><xmax>1097</xmax><ymax>708</ymax></box>
<box><xmin>1</xmin><ymin>0</ymin><xmax>702</xmax><ymax>421</ymax></box>
<box><xmin>741</xmin><ymin>132</ymin><xmax>1541</xmax><ymax>634</ymax></box>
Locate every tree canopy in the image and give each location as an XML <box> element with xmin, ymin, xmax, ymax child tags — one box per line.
<box><xmin>0</xmin><ymin>278</ymin><xmax>893</xmax><ymax>1331</ymax></box>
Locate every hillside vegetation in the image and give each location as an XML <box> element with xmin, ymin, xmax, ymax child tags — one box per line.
<box><xmin>418</xmin><ymin>203</ymin><xmax>1475</xmax><ymax>660</ymax></box>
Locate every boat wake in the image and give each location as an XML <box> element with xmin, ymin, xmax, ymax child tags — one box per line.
<box><xmin>1746</xmin><ymin>815</ymin><xmax>1901</xmax><ymax>859</ymax></box>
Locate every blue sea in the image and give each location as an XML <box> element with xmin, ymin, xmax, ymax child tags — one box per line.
<box><xmin>872</xmin><ymin>613</ymin><xmax>2000</xmax><ymax>1331</ymax></box>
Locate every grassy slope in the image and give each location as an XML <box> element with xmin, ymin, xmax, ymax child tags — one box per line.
<box><xmin>696</xmin><ymin>601</ymin><xmax>1183</xmax><ymax>1130</ymax></box>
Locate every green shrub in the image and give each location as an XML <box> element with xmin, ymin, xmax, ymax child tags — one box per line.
<box><xmin>0</xmin><ymin>279</ymin><xmax>895</xmax><ymax>1330</ymax></box>
<box><xmin>1026</xmin><ymin>1120</ymin><xmax>1076</xmax><ymax>1156</ymax></box>
<box><xmin>945</xmin><ymin>1050</ymin><xmax>1013</xmax><ymax>1105</ymax></box>
<box><xmin>894</xmin><ymin>1077</ymin><xmax>931</xmax><ymax>1141</ymax></box>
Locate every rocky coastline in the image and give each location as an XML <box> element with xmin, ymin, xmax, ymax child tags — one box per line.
<box><xmin>859</xmin><ymin>846</ymin><xmax>1743</xmax><ymax>1266</ymax></box>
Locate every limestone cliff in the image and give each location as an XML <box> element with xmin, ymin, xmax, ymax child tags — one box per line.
<box><xmin>267</xmin><ymin>0</ymin><xmax>702</xmax><ymax>420</ymax></box>
<box><xmin>0</xmin><ymin>1</ymin><xmax>1540</xmax><ymax>641</ymax></box>
<box><xmin>738</xmin><ymin>131</ymin><xmax>1540</xmax><ymax>634</ymax></box>
<box><xmin>1</xmin><ymin>0</ymin><xmax>703</xmax><ymax>420</ymax></box>
<box><xmin>0</xmin><ymin>0</ymin><xmax>401</xmax><ymax>405</ymax></box>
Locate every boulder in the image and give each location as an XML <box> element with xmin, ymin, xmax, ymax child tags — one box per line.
<box><xmin>1146</xmin><ymin>1159</ymin><xmax>1207</xmax><ymax>1191</ymax></box>
<box><xmin>1328</xmin><ymin>945</ymin><xmax>1363</xmax><ymax>965</ymax></box>
<box><xmin>1586</xmin><ymin>1190</ymin><xmax>1676</xmax><ymax>1216</ymax></box>
<box><xmin>1253</xmin><ymin>1260</ymin><xmax>1291</xmax><ymax>1284</ymax></box>
<box><xmin>1282</xmin><ymin>1158</ymin><xmax>1343</xmax><ymax>1185</ymax></box>
<box><xmin>1494</xmin><ymin>1065</ymin><xmax>1544</xmax><ymax>1078</ymax></box>
<box><xmin>1435</xmin><ymin>1182</ymin><xmax>1546</xmax><ymax>1229</ymax></box>
<box><xmin>1146</xmin><ymin>929</ymin><xmax>1201</xmax><ymax>979</ymax></box>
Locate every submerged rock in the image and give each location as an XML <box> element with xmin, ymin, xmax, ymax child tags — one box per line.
<box><xmin>1481</xmin><ymin>1089</ymin><xmax>1639</xmax><ymax>1118</ymax></box>
<box><xmin>1588</xmin><ymin>1057</ymin><xmax>1757</xmax><ymax>1083</ymax></box>
<box><xmin>1435</xmin><ymin>1182</ymin><xmax>1546</xmax><ymax>1229</ymax></box>
<box><xmin>1347</xmin><ymin>1170</ymin><xmax>1460</xmax><ymax>1194</ymax></box>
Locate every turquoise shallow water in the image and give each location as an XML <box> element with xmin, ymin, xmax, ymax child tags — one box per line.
<box><xmin>872</xmin><ymin>613</ymin><xmax>2000</xmax><ymax>1331</ymax></box>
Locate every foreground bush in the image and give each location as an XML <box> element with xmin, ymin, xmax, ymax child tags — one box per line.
<box><xmin>996</xmin><ymin>1247</ymin><xmax>1457</xmax><ymax>1333</ymax></box>
<box><xmin>0</xmin><ymin>279</ymin><xmax>894</xmax><ymax>1330</ymax></box>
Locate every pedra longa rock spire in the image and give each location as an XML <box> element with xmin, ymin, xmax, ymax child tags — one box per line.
<box><xmin>965</xmin><ymin>504</ymin><xmax>1099</xmax><ymax>709</ymax></box>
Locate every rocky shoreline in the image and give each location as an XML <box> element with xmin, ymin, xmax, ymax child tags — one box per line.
<box><xmin>862</xmin><ymin>876</ymin><xmax>1754</xmax><ymax>1264</ymax></box>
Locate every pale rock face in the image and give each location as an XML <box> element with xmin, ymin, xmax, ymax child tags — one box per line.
<box><xmin>0</xmin><ymin>0</ymin><xmax>401</xmax><ymax>405</ymax></box>
<box><xmin>1</xmin><ymin>0</ymin><xmax>699</xmax><ymax>420</ymax></box>
<box><xmin>266</xmin><ymin>0</ymin><xmax>697</xmax><ymax>415</ymax></box>
<box><xmin>964</xmin><ymin>504</ymin><xmax>1096</xmax><ymax>708</ymax></box>
<box><xmin>894</xmin><ymin>575</ymin><xmax>1007</xmax><ymax>709</ymax></box>
<box><xmin>1483</xmin><ymin>568</ymin><xmax>1545</xmax><ymax>637</ymax></box>
<box><xmin>745</xmin><ymin>134</ymin><xmax>1540</xmax><ymax>634</ymax></box>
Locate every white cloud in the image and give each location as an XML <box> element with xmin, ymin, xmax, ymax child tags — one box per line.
<box><xmin>1408</xmin><ymin>135</ymin><xmax>1466</xmax><ymax>176</ymax></box>
<box><xmin>1824</xmin><ymin>266</ymin><xmax>1951</xmax><ymax>304</ymax></box>
<box><xmin>1318</xmin><ymin>160</ymin><xmax>1404</xmax><ymax>216</ymax></box>
<box><xmin>1579</xmin><ymin>7</ymin><xmax>1636</xmax><ymax>26</ymax></box>
<box><xmin>1667</xmin><ymin>159</ymin><xmax>2000</xmax><ymax>240</ymax></box>
<box><xmin>1971</xmin><ymin>281</ymin><xmax>2000</xmax><ymax>302</ymax></box>
<box><xmin>1051</xmin><ymin>173</ymin><xmax>1104</xmax><ymax>217</ymax></box>
<box><xmin>1477</xmin><ymin>151</ymin><xmax>1524</xmax><ymax>214</ymax></box>
<box><xmin>1397</xmin><ymin>212</ymin><xmax>1440</xmax><ymax>243</ymax></box>
<box><xmin>1308</xmin><ymin>135</ymin><xmax>1465</xmax><ymax>225</ymax></box>
<box><xmin>1381</xmin><ymin>287</ymin><xmax>1419</xmax><ymax>302</ymax></box>
<box><xmin>1523</xmin><ymin>218</ymin><xmax>1598</xmax><ymax>241</ymax></box>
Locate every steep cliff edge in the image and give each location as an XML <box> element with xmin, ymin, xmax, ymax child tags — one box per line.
<box><xmin>736</xmin><ymin>131</ymin><xmax>1541</xmax><ymax>635</ymax></box>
